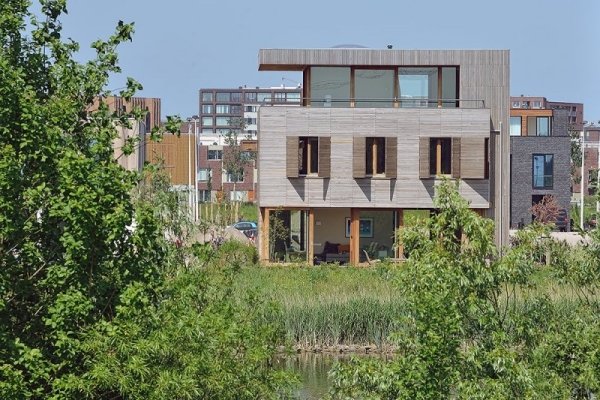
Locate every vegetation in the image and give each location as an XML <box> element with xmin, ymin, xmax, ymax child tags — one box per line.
<box><xmin>0</xmin><ymin>2</ymin><xmax>291</xmax><ymax>398</ymax></box>
<box><xmin>233</xmin><ymin>265</ymin><xmax>404</xmax><ymax>348</ymax></box>
<box><xmin>327</xmin><ymin>180</ymin><xmax>600</xmax><ymax>399</ymax></box>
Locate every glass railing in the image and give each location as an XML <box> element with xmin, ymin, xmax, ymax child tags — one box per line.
<box><xmin>258</xmin><ymin>97</ymin><xmax>486</xmax><ymax>109</ymax></box>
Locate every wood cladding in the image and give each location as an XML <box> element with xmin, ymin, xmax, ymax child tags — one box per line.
<box><xmin>259</xmin><ymin>107</ymin><xmax>491</xmax><ymax>209</ymax></box>
<box><xmin>318</xmin><ymin>137</ymin><xmax>331</xmax><ymax>178</ymax></box>
<box><xmin>146</xmin><ymin>133</ymin><xmax>194</xmax><ymax>185</ymax></box>
<box><xmin>451</xmin><ymin>138</ymin><xmax>461</xmax><ymax>178</ymax></box>
<box><xmin>385</xmin><ymin>137</ymin><xmax>397</xmax><ymax>179</ymax></box>
<box><xmin>460</xmin><ymin>137</ymin><xmax>487</xmax><ymax>179</ymax></box>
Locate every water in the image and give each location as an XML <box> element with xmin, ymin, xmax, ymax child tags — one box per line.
<box><xmin>275</xmin><ymin>352</ymin><xmax>394</xmax><ymax>399</ymax></box>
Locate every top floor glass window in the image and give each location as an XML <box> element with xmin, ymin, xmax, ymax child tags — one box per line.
<box><xmin>510</xmin><ymin>116</ymin><xmax>522</xmax><ymax>136</ymax></box>
<box><xmin>201</xmin><ymin>92</ymin><xmax>213</xmax><ymax>102</ymax></box>
<box><xmin>355</xmin><ymin>69</ymin><xmax>394</xmax><ymax>108</ymax></box>
<box><xmin>257</xmin><ymin>93</ymin><xmax>270</xmax><ymax>103</ymax></box>
<box><xmin>399</xmin><ymin>68</ymin><xmax>438</xmax><ymax>108</ymax></box>
<box><xmin>216</xmin><ymin>92</ymin><xmax>230</xmax><ymax>102</ymax></box>
<box><xmin>286</xmin><ymin>92</ymin><xmax>301</xmax><ymax>102</ymax></box>
<box><xmin>310</xmin><ymin>67</ymin><xmax>350</xmax><ymax>108</ymax></box>
<box><xmin>527</xmin><ymin>116</ymin><xmax>551</xmax><ymax>136</ymax></box>
<box><xmin>245</xmin><ymin>92</ymin><xmax>257</xmax><ymax>102</ymax></box>
<box><xmin>230</xmin><ymin>92</ymin><xmax>242</xmax><ymax>102</ymax></box>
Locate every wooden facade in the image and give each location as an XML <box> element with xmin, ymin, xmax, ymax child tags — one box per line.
<box><xmin>257</xmin><ymin>49</ymin><xmax>510</xmax><ymax>263</ymax></box>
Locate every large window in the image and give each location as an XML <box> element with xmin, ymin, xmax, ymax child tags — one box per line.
<box><xmin>527</xmin><ymin>116</ymin><xmax>551</xmax><ymax>136</ymax></box>
<box><xmin>365</xmin><ymin>137</ymin><xmax>386</xmax><ymax>175</ymax></box>
<box><xmin>310</xmin><ymin>67</ymin><xmax>351</xmax><ymax>107</ymax></box>
<box><xmin>201</xmin><ymin>117</ymin><xmax>213</xmax><ymax>126</ymax></box>
<box><xmin>201</xmin><ymin>92</ymin><xmax>213</xmax><ymax>102</ymax></box>
<box><xmin>215</xmin><ymin>92</ymin><xmax>231</xmax><ymax>102</ymax></box>
<box><xmin>215</xmin><ymin>117</ymin><xmax>230</xmax><ymax>126</ymax></box>
<box><xmin>533</xmin><ymin>154</ymin><xmax>553</xmax><ymax>188</ymax></box>
<box><xmin>197</xmin><ymin>168</ymin><xmax>210</xmax><ymax>181</ymax></box>
<box><xmin>245</xmin><ymin>92</ymin><xmax>257</xmax><ymax>102</ymax></box>
<box><xmin>510</xmin><ymin>116</ymin><xmax>522</xmax><ymax>136</ymax></box>
<box><xmin>201</xmin><ymin>105</ymin><xmax>213</xmax><ymax>114</ymax></box>
<box><xmin>398</xmin><ymin>67</ymin><xmax>458</xmax><ymax>108</ymax></box>
<box><xmin>298</xmin><ymin>137</ymin><xmax>319</xmax><ymax>175</ymax></box>
<box><xmin>216</xmin><ymin>104</ymin><xmax>230</xmax><ymax>114</ymax></box>
<box><xmin>429</xmin><ymin>138</ymin><xmax>452</xmax><ymax>175</ymax></box>
<box><xmin>355</xmin><ymin>69</ymin><xmax>394</xmax><ymax>107</ymax></box>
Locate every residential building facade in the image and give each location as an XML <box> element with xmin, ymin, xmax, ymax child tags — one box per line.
<box><xmin>509</xmin><ymin>106</ymin><xmax>571</xmax><ymax>229</ymax></box>
<box><xmin>256</xmin><ymin>48</ymin><xmax>510</xmax><ymax>265</ymax></box>
<box><xmin>198</xmin><ymin>86</ymin><xmax>302</xmax><ymax>144</ymax></box>
<box><xmin>575</xmin><ymin>125</ymin><xmax>600</xmax><ymax>197</ymax></box>
<box><xmin>511</xmin><ymin>95</ymin><xmax>584</xmax><ymax>130</ymax></box>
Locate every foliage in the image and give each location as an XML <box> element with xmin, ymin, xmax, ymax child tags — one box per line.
<box><xmin>0</xmin><ymin>2</ymin><xmax>291</xmax><ymax>398</ymax></box>
<box><xmin>529</xmin><ymin>194</ymin><xmax>560</xmax><ymax>224</ymax></box>
<box><xmin>69</xmin><ymin>264</ymin><xmax>293</xmax><ymax>400</ymax></box>
<box><xmin>328</xmin><ymin>179</ymin><xmax>600</xmax><ymax>399</ymax></box>
<box><xmin>269</xmin><ymin>209</ymin><xmax>290</xmax><ymax>261</ymax></box>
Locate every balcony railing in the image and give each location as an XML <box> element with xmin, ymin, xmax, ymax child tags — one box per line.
<box><xmin>259</xmin><ymin>97</ymin><xmax>486</xmax><ymax>109</ymax></box>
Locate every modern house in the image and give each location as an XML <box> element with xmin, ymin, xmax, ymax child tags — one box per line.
<box><xmin>256</xmin><ymin>48</ymin><xmax>510</xmax><ymax>265</ymax></box>
<box><xmin>509</xmin><ymin>105</ymin><xmax>571</xmax><ymax>229</ymax></box>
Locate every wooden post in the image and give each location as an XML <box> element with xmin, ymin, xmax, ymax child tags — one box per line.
<box><xmin>259</xmin><ymin>207</ymin><xmax>270</xmax><ymax>263</ymax></box>
<box><xmin>395</xmin><ymin>209</ymin><xmax>404</xmax><ymax>258</ymax></box>
<box><xmin>308</xmin><ymin>208</ymin><xmax>315</xmax><ymax>266</ymax></box>
<box><xmin>350</xmin><ymin>208</ymin><xmax>360</xmax><ymax>265</ymax></box>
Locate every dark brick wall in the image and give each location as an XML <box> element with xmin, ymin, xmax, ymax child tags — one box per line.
<box><xmin>510</xmin><ymin>110</ymin><xmax>571</xmax><ymax>229</ymax></box>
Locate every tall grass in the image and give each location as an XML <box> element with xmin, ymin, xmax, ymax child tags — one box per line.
<box><xmin>233</xmin><ymin>264</ymin><xmax>405</xmax><ymax>348</ymax></box>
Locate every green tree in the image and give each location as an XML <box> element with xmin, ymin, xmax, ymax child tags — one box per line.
<box><xmin>329</xmin><ymin>179</ymin><xmax>600</xmax><ymax>399</ymax></box>
<box><xmin>0</xmin><ymin>2</ymin><xmax>292</xmax><ymax>398</ymax></box>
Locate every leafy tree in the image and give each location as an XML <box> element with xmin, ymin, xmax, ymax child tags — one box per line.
<box><xmin>0</xmin><ymin>2</ymin><xmax>292</xmax><ymax>398</ymax></box>
<box><xmin>329</xmin><ymin>179</ymin><xmax>600</xmax><ymax>399</ymax></box>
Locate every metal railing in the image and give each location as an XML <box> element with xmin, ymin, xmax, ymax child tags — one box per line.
<box><xmin>258</xmin><ymin>97</ymin><xmax>486</xmax><ymax>109</ymax></box>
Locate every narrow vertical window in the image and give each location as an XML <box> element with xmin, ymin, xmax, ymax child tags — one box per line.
<box><xmin>429</xmin><ymin>138</ymin><xmax>452</xmax><ymax>175</ymax></box>
<box><xmin>366</xmin><ymin>137</ymin><xmax>386</xmax><ymax>175</ymax></box>
<box><xmin>298</xmin><ymin>136</ymin><xmax>319</xmax><ymax>175</ymax></box>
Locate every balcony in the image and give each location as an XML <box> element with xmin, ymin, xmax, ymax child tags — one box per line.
<box><xmin>258</xmin><ymin>97</ymin><xmax>486</xmax><ymax>109</ymax></box>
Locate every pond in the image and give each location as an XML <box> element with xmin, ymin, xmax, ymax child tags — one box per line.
<box><xmin>274</xmin><ymin>352</ymin><xmax>395</xmax><ymax>399</ymax></box>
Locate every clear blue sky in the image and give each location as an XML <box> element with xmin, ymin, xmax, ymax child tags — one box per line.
<box><xmin>60</xmin><ymin>0</ymin><xmax>599</xmax><ymax>122</ymax></box>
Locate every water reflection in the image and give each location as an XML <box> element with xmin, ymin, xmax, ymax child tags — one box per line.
<box><xmin>274</xmin><ymin>352</ymin><xmax>395</xmax><ymax>400</ymax></box>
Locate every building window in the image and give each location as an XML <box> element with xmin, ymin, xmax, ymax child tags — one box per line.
<box><xmin>216</xmin><ymin>104</ymin><xmax>230</xmax><ymax>114</ymax></box>
<box><xmin>398</xmin><ymin>67</ymin><xmax>458</xmax><ymax>108</ymax></box>
<box><xmin>287</xmin><ymin>136</ymin><xmax>331</xmax><ymax>178</ymax></box>
<box><xmin>245</xmin><ymin>118</ymin><xmax>257</xmax><ymax>125</ymax></box>
<box><xmin>198</xmin><ymin>189</ymin><xmax>211</xmax><ymax>202</ymax></box>
<box><xmin>216</xmin><ymin>92</ymin><xmax>230</xmax><ymax>102</ymax></box>
<box><xmin>245</xmin><ymin>92</ymin><xmax>257</xmax><ymax>102</ymax></box>
<box><xmin>201</xmin><ymin>117</ymin><xmax>213</xmax><ymax>126</ymax></box>
<box><xmin>201</xmin><ymin>92</ymin><xmax>213</xmax><ymax>102</ymax></box>
<box><xmin>202</xmin><ymin>105</ymin><xmax>213</xmax><ymax>114</ymax></box>
<box><xmin>225</xmin><ymin>170</ymin><xmax>243</xmax><ymax>183</ymax></box>
<box><xmin>310</xmin><ymin>67</ymin><xmax>351</xmax><ymax>108</ymax></box>
<box><xmin>215</xmin><ymin>117</ymin><xmax>230</xmax><ymax>126</ymax></box>
<box><xmin>512</xmin><ymin>101</ymin><xmax>520</xmax><ymax>108</ymax></box>
<box><xmin>230</xmin><ymin>191</ymin><xmax>246</xmax><ymax>201</ymax></box>
<box><xmin>532</xmin><ymin>154</ymin><xmax>553</xmax><ymax>188</ymax></box>
<box><xmin>201</xmin><ymin>128</ymin><xmax>214</xmax><ymax>133</ymax></box>
<box><xmin>527</xmin><ymin>116</ymin><xmax>551</xmax><ymax>136</ymax></box>
<box><xmin>230</xmin><ymin>92</ymin><xmax>242</xmax><ymax>102</ymax></box>
<box><xmin>197</xmin><ymin>168</ymin><xmax>210</xmax><ymax>181</ymax></box>
<box><xmin>429</xmin><ymin>138</ymin><xmax>452</xmax><ymax>175</ymax></box>
<box><xmin>355</xmin><ymin>69</ymin><xmax>394</xmax><ymax>108</ymax></box>
<box><xmin>245</xmin><ymin>105</ymin><xmax>257</xmax><ymax>112</ymax></box>
<box><xmin>208</xmin><ymin>149</ymin><xmax>223</xmax><ymax>160</ymax></box>
<box><xmin>257</xmin><ymin>93</ymin><xmax>270</xmax><ymax>103</ymax></box>
<box><xmin>365</xmin><ymin>137</ymin><xmax>386</xmax><ymax>175</ymax></box>
<box><xmin>510</xmin><ymin>116</ymin><xmax>522</xmax><ymax>136</ymax></box>
<box><xmin>532</xmin><ymin>101</ymin><xmax>542</xmax><ymax>109</ymax></box>
<box><xmin>274</xmin><ymin>92</ymin><xmax>286</xmax><ymax>101</ymax></box>
<box><xmin>298</xmin><ymin>137</ymin><xmax>319</xmax><ymax>175</ymax></box>
<box><xmin>286</xmin><ymin>92</ymin><xmax>301</xmax><ymax>102</ymax></box>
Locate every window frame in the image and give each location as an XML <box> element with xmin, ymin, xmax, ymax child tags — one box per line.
<box><xmin>207</xmin><ymin>149</ymin><xmax>223</xmax><ymax>160</ymax></box>
<box><xmin>298</xmin><ymin>136</ymin><xmax>319</xmax><ymax>175</ymax></box>
<box><xmin>532</xmin><ymin>154</ymin><xmax>554</xmax><ymax>189</ymax></box>
<box><xmin>429</xmin><ymin>138</ymin><xmax>452</xmax><ymax>176</ymax></box>
<box><xmin>365</xmin><ymin>137</ymin><xmax>386</xmax><ymax>176</ymax></box>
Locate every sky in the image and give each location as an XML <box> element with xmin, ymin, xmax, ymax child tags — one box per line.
<box><xmin>59</xmin><ymin>0</ymin><xmax>600</xmax><ymax>122</ymax></box>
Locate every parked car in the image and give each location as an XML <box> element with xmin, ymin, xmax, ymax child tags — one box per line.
<box><xmin>233</xmin><ymin>221</ymin><xmax>258</xmax><ymax>232</ymax></box>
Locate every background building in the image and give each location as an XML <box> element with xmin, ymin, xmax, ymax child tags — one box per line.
<box><xmin>198</xmin><ymin>86</ymin><xmax>302</xmax><ymax>144</ymax></box>
<box><xmin>511</xmin><ymin>95</ymin><xmax>584</xmax><ymax>130</ymax></box>
<box><xmin>509</xmin><ymin>105</ymin><xmax>571</xmax><ymax>229</ymax></box>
